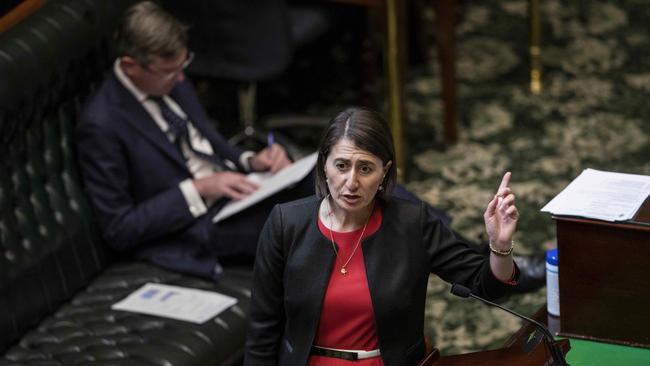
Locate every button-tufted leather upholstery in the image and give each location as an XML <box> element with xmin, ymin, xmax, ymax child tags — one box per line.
<box><xmin>0</xmin><ymin>1</ymin><xmax>251</xmax><ymax>365</ymax></box>
<box><xmin>2</xmin><ymin>263</ymin><xmax>251</xmax><ymax>365</ymax></box>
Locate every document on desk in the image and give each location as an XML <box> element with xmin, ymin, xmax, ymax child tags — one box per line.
<box><xmin>212</xmin><ymin>152</ymin><xmax>318</xmax><ymax>223</ymax></box>
<box><xmin>111</xmin><ymin>283</ymin><xmax>238</xmax><ymax>323</ymax></box>
<box><xmin>541</xmin><ymin>168</ymin><xmax>650</xmax><ymax>222</ymax></box>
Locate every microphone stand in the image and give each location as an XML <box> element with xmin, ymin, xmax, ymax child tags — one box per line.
<box><xmin>451</xmin><ymin>284</ymin><xmax>568</xmax><ymax>366</ymax></box>
<box><xmin>469</xmin><ymin>293</ymin><xmax>568</xmax><ymax>366</ymax></box>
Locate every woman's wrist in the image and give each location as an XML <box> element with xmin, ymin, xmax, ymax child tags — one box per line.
<box><xmin>489</xmin><ymin>240</ymin><xmax>515</xmax><ymax>256</ymax></box>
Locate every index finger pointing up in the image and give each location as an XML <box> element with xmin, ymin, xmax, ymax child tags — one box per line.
<box><xmin>497</xmin><ymin>172</ymin><xmax>511</xmax><ymax>194</ymax></box>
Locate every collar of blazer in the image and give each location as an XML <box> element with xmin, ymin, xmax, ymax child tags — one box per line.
<box><xmin>108</xmin><ymin>74</ymin><xmax>214</xmax><ymax>171</ymax></box>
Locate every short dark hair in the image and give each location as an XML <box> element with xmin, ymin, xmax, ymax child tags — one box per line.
<box><xmin>315</xmin><ymin>107</ymin><xmax>396</xmax><ymax>200</ymax></box>
<box><xmin>114</xmin><ymin>1</ymin><xmax>187</xmax><ymax>65</ymax></box>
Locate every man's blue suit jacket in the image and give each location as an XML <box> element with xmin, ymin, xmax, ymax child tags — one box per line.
<box><xmin>77</xmin><ymin>72</ymin><xmax>244</xmax><ymax>278</ymax></box>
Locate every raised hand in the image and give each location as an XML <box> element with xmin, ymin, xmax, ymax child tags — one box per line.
<box><xmin>484</xmin><ymin>172</ymin><xmax>519</xmax><ymax>251</ymax></box>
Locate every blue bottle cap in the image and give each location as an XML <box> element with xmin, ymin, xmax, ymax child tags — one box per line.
<box><xmin>546</xmin><ymin>248</ymin><xmax>559</xmax><ymax>266</ymax></box>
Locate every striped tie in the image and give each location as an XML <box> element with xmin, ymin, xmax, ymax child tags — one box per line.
<box><xmin>150</xmin><ymin>96</ymin><xmax>226</xmax><ymax>169</ymax></box>
<box><xmin>150</xmin><ymin>96</ymin><xmax>189</xmax><ymax>142</ymax></box>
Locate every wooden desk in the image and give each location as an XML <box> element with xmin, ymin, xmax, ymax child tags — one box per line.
<box><xmin>553</xmin><ymin>197</ymin><xmax>650</xmax><ymax>348</ymax></box>
<box><xmin>420</xmin><ymin>307</ymin><xmax>570</xmax><ymax>366</ymax></box>
<box><xmin>430</xmin><ymin>339</ymin><xmax>569</xmax><ymax>366</ymax></box>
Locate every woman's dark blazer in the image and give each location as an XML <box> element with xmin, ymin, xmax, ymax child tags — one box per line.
<box><xmin>244</xmin><ymin>195</ymin><xmax>516</xmax><ymax>366</ymax></box>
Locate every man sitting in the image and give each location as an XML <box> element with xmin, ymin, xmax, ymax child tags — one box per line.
<box><xmin>77</xmin><ymin>1</ymin><xmax>310</xmax><ymax>282</ymax></box>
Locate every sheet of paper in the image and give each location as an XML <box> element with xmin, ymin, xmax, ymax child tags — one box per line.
<box><xmin>111</xmin><ymin>283</ymin><xmax>238</xmax><ymax>324</ymax></box>
<box><xmin>212</xmin><ymin>152</ymin><xmax>317</xmax><ymax>223</ymax></box>
<box><xmin>541</xmin><ymin>168</ymin><xmax>650</xmax><ymax>221</ymax></box>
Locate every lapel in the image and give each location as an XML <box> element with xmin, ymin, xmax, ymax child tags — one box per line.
<box><xmin>107</xmin><ymin>75</ymin><xmax>188</xmax><ymax>170</ymax></box>
<box><xmin>292</xmin><ymin>203</ymin><xmax>337</xmax><ymax>347</ymax></box>
<box><xmin>361</xmin><ymin>200</ymin><xmax>401</xmax><ymax>350</ymax></box>
<box><xmin>308</xmin><ymin>223</ymin><xmax>337</xmax><ymax>305</ymax></box>
<box><xmin>362</xmin><ymin>230</ymin><xmax>387</xmax><ymax>327</ymax></box>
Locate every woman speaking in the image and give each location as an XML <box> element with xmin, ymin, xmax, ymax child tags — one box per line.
<box><xmin>244</xmin><ymin>107</ymin><xmax>519</xmax><ymax>366</ymax></box>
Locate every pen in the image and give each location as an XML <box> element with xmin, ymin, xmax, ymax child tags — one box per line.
<box><xmin>267</xmin><ymin>131</ymin><xmax>274</xmax><ymax>147</ymax></box>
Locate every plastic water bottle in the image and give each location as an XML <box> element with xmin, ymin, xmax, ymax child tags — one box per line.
<box><xmin>546</xmin><ymin>248</ymin><xmax>560</xmax><ymax>317</ymax></box>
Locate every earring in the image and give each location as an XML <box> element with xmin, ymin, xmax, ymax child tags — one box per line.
<box><xmin>378</xmin><ymin>184</ymin><xmax>384</xmax><ymax>191</ymax></box>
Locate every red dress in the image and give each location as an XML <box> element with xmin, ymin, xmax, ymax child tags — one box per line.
<box><xmin>308</xmin><ymin>205</ymin><xmax>384</xmax><ymax>366</ymax></box>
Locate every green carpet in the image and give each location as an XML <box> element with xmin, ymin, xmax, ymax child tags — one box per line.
<box><xmin>402</xmin><ymin>0</ymin><xmax>650</xmax><ymax>354</ymax></box>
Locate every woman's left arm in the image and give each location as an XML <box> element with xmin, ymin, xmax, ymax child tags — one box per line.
<box><xmin>483</xmin><ymin>172</ymin><xmax>519</xmax><ymax>282</ymax></box>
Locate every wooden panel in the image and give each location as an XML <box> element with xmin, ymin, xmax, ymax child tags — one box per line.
<box><xmin>633</xmin><ymin>195</ymin><xmax>650</xmax><ymax>223</ymax></box>
<box><xmin>433</xmin><ymin>340</ymin><xmax>569</xmax><ymax>366</ymax></box>
<box><xmin>432</xmin><ymin>0</ymin><xmax>458</xmax><ymax>143</ymax></box>
<box><xmin>554</xmin><ymin>200</ymin><xmax>650</xmax><ymax>348</ymax></box>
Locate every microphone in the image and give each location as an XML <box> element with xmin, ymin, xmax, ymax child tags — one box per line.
<box><xmin>450</xmin><ymin>283</ymin><xmax>568</xmax><ymax>366</ymax></box>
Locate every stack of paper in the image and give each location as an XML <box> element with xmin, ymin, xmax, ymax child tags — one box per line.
<box><xmin>541</xmin><ymin>169</ymin><xmax>650</xmax><ymax>222</ymax></box>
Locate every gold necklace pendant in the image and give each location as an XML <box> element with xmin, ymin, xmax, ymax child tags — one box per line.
<box><xmin>324</xmin><ymin>196</ymin><xmax>374</xmax><ymax>279</ymax></box>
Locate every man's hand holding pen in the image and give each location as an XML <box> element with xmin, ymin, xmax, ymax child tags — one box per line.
<box><xmin>250</xmin><ymin>131</ymin><xmax>291</xmax><ymax>173</ymax></box>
